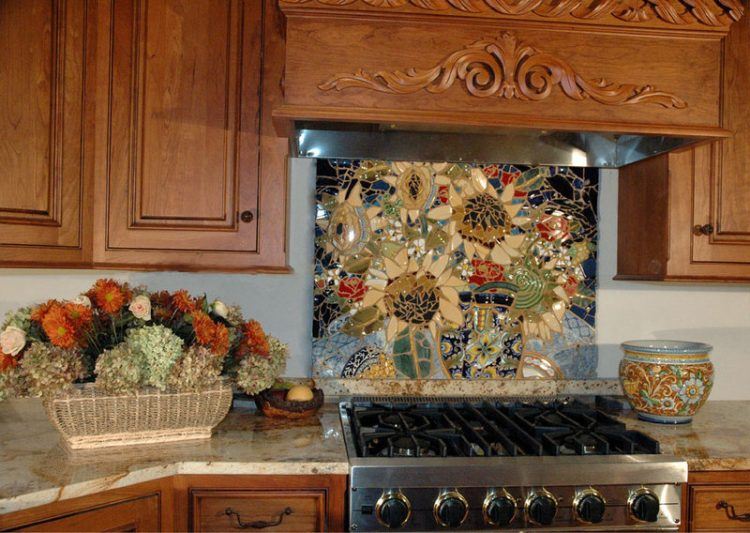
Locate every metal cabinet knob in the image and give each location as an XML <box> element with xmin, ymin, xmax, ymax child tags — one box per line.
<box><xmin>240</xmin><ymin>210</ymin><xmax>254</xmax><ymax>223</ymax></box>
<box><xmin>693</xmin><ymin>223</ymin><xmax>714</xmax><ymax>236</ymax></box>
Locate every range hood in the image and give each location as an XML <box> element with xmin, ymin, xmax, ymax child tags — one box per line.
<box><xmin>275</xmin><ymin>0</ymin><xmax>742</xmax><ymax>168</ymax></box>
<box><xmin>291</xmin><ymin>122</ymin><xmax>711</xmax><ymax>168</ymax></box>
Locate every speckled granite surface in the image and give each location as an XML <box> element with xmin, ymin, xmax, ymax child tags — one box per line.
<box><xmin>616</xmin><ymin>401</ymin><xmax>750</xmax><ymax>472</ymax></box>
<box><xmin>0</xmin><ymin>399</ymin><xmax>348</xmax><ymax>515</ymax></box>
<box><xmin>317</xmin><ymin>378</ymin><xmax>622</xmax><ymax>398</ymax></box>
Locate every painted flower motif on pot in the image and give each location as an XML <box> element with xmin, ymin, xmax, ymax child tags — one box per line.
<box><xmin>619</xmin><ymin>341</ymin><xmax>714</xmax><ymax>423</ymax></box>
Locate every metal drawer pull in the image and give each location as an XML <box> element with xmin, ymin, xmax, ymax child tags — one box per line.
<box><xmin>717</xmin><ymin>500</ymin><xmax>750</xmax><ymax>521</ymax></box>
<box><xmin>224</xmin><ymin>507</ymin><xmax>293</xmax><ymax>529</ymax></box>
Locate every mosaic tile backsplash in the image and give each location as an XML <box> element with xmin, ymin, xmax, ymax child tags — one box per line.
<box><xmin>313</xmin><ymin>160</ymin><xmax>599</xmax><ymax>380</ymax></box>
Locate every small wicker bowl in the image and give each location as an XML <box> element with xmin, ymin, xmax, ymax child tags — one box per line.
<box><xmin>254</xmin><ymin>388</ymin><xmax>324</xmax><ymax>419</ymax></box>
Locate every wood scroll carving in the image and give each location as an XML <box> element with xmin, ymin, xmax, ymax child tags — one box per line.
<box><xmin>319</xmin><ymin>32</ymin><xmax>688</xmax><ymax>108</ymax></box>
<box><xmin>280</xmin><ymin>0</ymin><xmax>744</xmax><ymax>28</ymax></box>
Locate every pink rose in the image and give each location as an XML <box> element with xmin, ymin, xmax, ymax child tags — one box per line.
<box><xmin>0</xmin><ymin>326</ymin><xmax>26</xmax><ymax>356</ymax></box>
<box><xmin>128</xmin><ymin>295</ymin><xmax>152</xmax><ymax>321</ymax></box>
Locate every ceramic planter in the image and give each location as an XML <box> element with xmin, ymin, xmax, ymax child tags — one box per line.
<box><xmin>619</xmin><ymin>340</ymin><xmax>714</xmax><ymax>424</ymax></box>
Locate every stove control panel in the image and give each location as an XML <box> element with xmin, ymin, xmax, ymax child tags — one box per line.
<box><xmin>350</xmin><ymin>484</ymin><xmax>681</xmax><ymax>531</ymax></box>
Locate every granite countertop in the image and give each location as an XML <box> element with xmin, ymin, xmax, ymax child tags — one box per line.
<box><xmin>0</xmin><ymin>399</ymin><xmax>348</xmax><ymax>515</ymax></box>
<box><xmin>2</xmin><ymin>397</ymin><xmax>749</xmax><ymax>517</ymax></box>
<box><xmin>617</xmin><ymin>401</ymin><xmax>750</xmax><ymax>472</ymax></box>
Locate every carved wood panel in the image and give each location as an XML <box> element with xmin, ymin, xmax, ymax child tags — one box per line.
<box><xmin>320</xmin><ymin>32</ymin><xmax>687</xmax><ymax>109</ymax></box>
<box><xmin>279</xmin><ymin>0</ymin><xmax>744</xmax><ymax>29</ymax></box>
<box><xmin>104</xmin><ymin>0</ymin><xmax>261</xmax><ymax>253</ymax></box>
<box><xmin>0</xmin><ymin>0</ymin><xmax>85</xmax><ymax>251</ymax></box>
<box><xmin>283</xmin><ymin>16</ymin><xmax>722</xmax><ymax>131</ymax></box>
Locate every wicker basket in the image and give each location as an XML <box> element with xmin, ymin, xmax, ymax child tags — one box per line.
<box><xmin>44</xmin><ymin>380</ymin><xmax>233</xmax><ymax>450</ymax></box>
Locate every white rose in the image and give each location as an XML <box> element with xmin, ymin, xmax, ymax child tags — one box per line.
<box><xmin>0</xmin><ymin>326</ymin><xmax>26</xmax><ymax>356</ymax></box>
<box><xmin>72</xmin><ymin>294</ymin><xmax>92</xmax><ymax>307</ymax></box>
<box><xmin>128</xmin><ymin>295</ymin><xmax>152</xmax><ymax>321</ymax></box>
<box><xmin>211</xmin><ymin>300</ymin><xmax>229</xmax><ymax>319</ymax></box>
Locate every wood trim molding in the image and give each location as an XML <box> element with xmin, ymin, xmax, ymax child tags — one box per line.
<box><xmin>319</xmin><ymin>32</ymin><xmax>688</xmax><ymax>108</ymax></box>
<box><xmin>279</xmin><ymin>0</ymin><xmax>744</xmax><ymax>29</ymax></box>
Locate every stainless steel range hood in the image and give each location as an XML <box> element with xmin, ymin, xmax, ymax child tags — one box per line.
<box><xmin>292</xmin><ymin>122</ymin><xmax>708</xmax><ymax>168</ymax></box>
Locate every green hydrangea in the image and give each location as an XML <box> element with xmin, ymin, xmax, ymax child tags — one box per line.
<box><xmin>167</xmin><ymin>345</ymin><xmax>223</xmax><ymax>392</ymax></box>
<box><xmin>20</xmin><ymin>342</ymin><xmax>84</xmax><ymax>397</ymax></box>
<box><xmin>1</xmin><ymin>306</ymin><xmax>32</xmax><ymax>331</ymax></box>
<box><xmin>0</xmin><ymin>367</ymin><xmax>24</xmax><ymax>401</ymax></box>
<box><xmin>235</xmin><ymin>336</ymin><xmax>288</xmax><ymax>395</ymax></box>
<box><xmin>94</xmin><ymin>343</ymin><xmax>142</xmax><ymax>395</ymax></box>
<box><xmin>125</xmin><ymin>325</ymin><xmax>183</xmax><ymax>391</ymax></box>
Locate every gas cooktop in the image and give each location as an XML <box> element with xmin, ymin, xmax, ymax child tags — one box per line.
<box><xmin>349</xmin><ymin>400</ymin><xmax>659</xmax><ymax>458</ymax></box>
<box><xmin>340</xmin><ymin>398</ymin><xmax>687</xmax><ymax>531</ymax></box>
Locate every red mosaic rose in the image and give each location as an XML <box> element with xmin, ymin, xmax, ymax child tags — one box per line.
<box><xmin>537</xmin><ymin>213</ymin><xmax>571</xmax><ymax>242</ymax></box>
<box><xmin>483</xmin><ymin>165</ymin><xmax>500</xmax><ymax>179</ymax></box>
<box><xmin>337</xmin><ymin>276</ymin><xmax>368</xmax><ymax>302</ymax></box>
<box><xmin>469</xmin><ymin>259</ymin><xmax>505</xmax><ymax>286</ymax></box>
<box><xmin>437</xmin><ymin>185</ymin><xmax>449</xmax><ymax>204</ymax></box>
<box><xmin>562</xmin><ymin>275</ymin><xmax>579</xmax><ymax>297</ymax></box>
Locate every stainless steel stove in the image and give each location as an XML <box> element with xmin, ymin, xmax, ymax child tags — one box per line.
<box><xmin>340</xmin><ymin>399</ymin><xmax>687</xmax><ymax>531</ymax></box>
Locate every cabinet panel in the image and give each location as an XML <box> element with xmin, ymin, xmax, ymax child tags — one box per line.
<box><xmin>95</xmin><ymin>0</ymin><xmax>270</xmax><ymax>269</ymax></box>
<box><xmin>689</xmin><ymin>485</ymin><xmax>750</xmax><ymax>531</ymax></box>
<box><xmin>17</xmin><ymin>495</ymin><xmax>160</xmax><ymax>532</ymax></box>
<box><xmin>0</xmin><ymin>0</ymin><xmax>87</xmax><ymax>261</ymax></box>
<box><xmin>191</xmin><ymin>490</ymin><xmax>325</xmax><ymax>532</ymax></box>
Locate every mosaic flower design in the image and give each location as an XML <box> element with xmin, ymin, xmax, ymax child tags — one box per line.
<box><xmin>314</xmin><ymin>160</ymin><xmax>598</xmax><ymax>380</ymax></box>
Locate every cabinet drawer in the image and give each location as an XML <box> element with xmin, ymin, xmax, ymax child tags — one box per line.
<box><xmin>690</xmin><ymin>485</ymin><xmax>750</xmax><ymax>531</ymax></box>
<box><xmin>191</xmin><ymin>489</ymin><xmax>326</xmax><ymax>532</ymax></box>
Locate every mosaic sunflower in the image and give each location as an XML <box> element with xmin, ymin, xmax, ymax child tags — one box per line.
<box><xmin>362</xmin><ymin>248</ymin><xmax>464</xmax><ymax>342</ymax></box>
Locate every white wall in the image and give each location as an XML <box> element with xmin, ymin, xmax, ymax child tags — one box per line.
<box><xmin>597</xmin><ymin>169</ymin><xmax>750</xmax><ymax>400</ymax></box>
<box><xmin>1</xmin><ymin>163</ymin><xmax>748</xmax><ymax>399</ymax></box>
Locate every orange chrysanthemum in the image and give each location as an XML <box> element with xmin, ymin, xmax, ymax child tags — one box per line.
<box><xmin>0</xmin><ymin>352</ymin><xmax>18</xmax><ymax>372</ymax></box>
<box><xmin>90</xmin><ymin>279</ymin><xmax>129</xmax><ymax>314</ymax></box>
<box><xmin>192</xmin><ymin>312</ymin><xmax>216</xmax><ymax>346</ymax></box>
<box><xmin>242</xmin><ymin>320</ymin><xmax>269</xmax><ymax>357</ymax></box>
<box><xmin>31</xmin><ymin>300</ymin><xmax>60</xmax><ymax>323</ymax></box>
<box><xmin>42</xmin><ymin>305</ymin><xmax>77</xmax><ymax>349</ymax></box>
<box><xmin>64</xmin><ymin>302</ymin><xmax>93</xmax><ymax>330</ymax></box>
<box><xmin>172</xmin><ymin>290</ymin><xmax>197</xmax><ymax>313</ymax></box>
<box><xmin>211</xmin><ymin>323</ymin><xmax>230</xmax><ymax>356</ymax></box>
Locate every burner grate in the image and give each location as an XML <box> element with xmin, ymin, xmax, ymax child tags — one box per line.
<box><xmin>347</xmin><ymin>399</ymin><xmax>660</xmax><ymax>458</ymax></box>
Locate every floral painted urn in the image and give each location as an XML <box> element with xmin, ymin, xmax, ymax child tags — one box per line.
<box><xmin>619</xmin><ymin>340</ymin><xmax>714</xmax><ymax>424</ymax></box>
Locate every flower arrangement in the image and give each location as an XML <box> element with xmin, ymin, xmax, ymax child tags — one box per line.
<box><xmin>0</xmin><ymin>279</ymin><xmax>287</xmax><ymax>400</ymax></box>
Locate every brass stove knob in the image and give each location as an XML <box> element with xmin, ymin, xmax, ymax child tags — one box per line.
<box><xmin>483</xmin><ymin>489</ymin><xmax>518</xmax><ymax>527</ymax></box>
<box><xmin>525</xmin><ymin>488</ymin><xmax>558</xmax><ymax>526</ymax></box>
<box><xmin>434</xmin><ymin>490</ymin><xmax>469</xmax><ymax>528</ymax></box>
<box><xmin>375</xmin><ymin>490</ymin><xmax>411</xmax><ymax>529</ymax></box>
<box><xmin>574</xmin><ymin>488</ymin><xmax>607</xmax><ymax>524</ymax></box>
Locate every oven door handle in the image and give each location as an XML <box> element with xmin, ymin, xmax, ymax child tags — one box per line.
<box><xmin>224</xmin><ymin>507</ymin><xmax>293</xmax><ymax>529</ymax></box>
<box><xmin>717</xmin><ymin>500</ymin><xmax>750</xmax><ymax>522</ymax></box>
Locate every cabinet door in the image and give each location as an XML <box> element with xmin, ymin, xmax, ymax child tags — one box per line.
<box><xmin>92</xmin><ymin>0</ymin><xmax>285</xmax><ymax>271</ymax></box>
<box><xmin>690</xmin><ymin>12</ymin><xmax>750</xmax><ymax>265</ymax></box>
<box><xmin>0</xmin><ymin>0</ymin><xmax>89</xmax><ymax>265</ymax></box>
<box><xmin>17</xmin><ymin>495</ymin><xmax>160</xmax><ymax>532</ymax></box>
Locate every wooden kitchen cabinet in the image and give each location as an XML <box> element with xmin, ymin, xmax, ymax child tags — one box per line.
<box><xmin>617</xmin><ymin>11</ymin><xmax>750</xmax><ymax>281</ymax></box>
<box><xmin>0</xmin><ymin>0</ymin><xmax>92</xmax><ymax>265</ymax></box>
<box><xmin>0</xmin><ymin>0</ymin><xmax>288</xmax><ymax>272</ymax></box>
<box><xmin>685</xmin><ymin>472</ymin><xmax>750</xmax><ymax>532</ymax></box>
<box><xmin>0</xmin><ymin>475</ymin><xmax>347</xmax><ymax>533</ymax></box>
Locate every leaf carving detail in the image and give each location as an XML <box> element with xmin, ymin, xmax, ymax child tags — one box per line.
<box><xmin>319</xmin><ymin>32</ymin><xmax>688</xmax><ymax>109</ymax></box>
<box><xmin>280</xmin><ymin>0</ymin><xmax>744</xmax><ymax>27</ymax></box>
